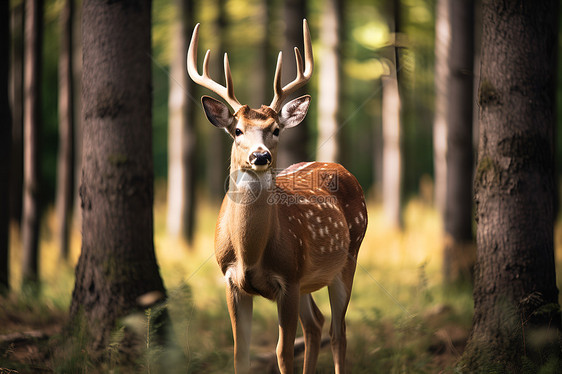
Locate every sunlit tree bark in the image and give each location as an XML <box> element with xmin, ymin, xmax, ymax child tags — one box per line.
<box><xmin>460</xmin><ymin>1</ymin><xmax>561</xmax><ymax>371</ymax></box>
<box><xmin>167</xmin><ymin>0</ymin><xmax>197</xmax><ymax>243</ymax></box>
<box><xmin>316</xmin><ymin>0</ymin><xmax>343</xmax><ymax>163</ymax></box>
<box><xmin>432</xmin><ymin>0</ymin><xmax>449</xmax><ymax>215</ymax></box>
<box><xmin>381</xmin><ymin>67</ymin><xmax>402</xmax><ymax>229</ymax></box>
<box><xmin>382</xmin><ymin>0</ymin><xmax>402</xmax><ymax>228</ymax></box>
<box><xmin>277</xmin><ymin>0</ymin><xmax>309</xmax><ymax>168</ymax></box>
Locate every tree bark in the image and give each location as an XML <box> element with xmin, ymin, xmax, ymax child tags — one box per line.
<box><xmin>70</xmin><ymin>0</ymin><xmax>167</xmax><ymax>354</ymax></box>
<box><xmin>167</xmin><ymin>0</ymin><xmax>197</xmax><ymax>243</ymax></box>
<box><xmin>277</xmin><ymin>0</ymin><xmax>309</xmax><ymax>169</ymax></box>
<box><xmin>21</xmin><ymin>0</ymin><xmax>43</xmax><ymax>290</ymax></box>
<box><xmin>316</xmin><ymin>0</ymin><xmax>343</xmax><ymax>163</ymax></box>
<box><xmin>9</xmin><ymin>2</ymin><xmax>24</xmax><ymax>226</ymax></box>
<box><xmin>460</xmin><ymin>1</ymin><xmax>561</xmax><ymax>371</ymax></box>
<box><xmin>56</xmin><ymin>0</ymin><xmax>75</xmax><ymax>260</ymax></box>
<box><xmin>442</xmin><ymin>0</ymin><xmax>475</xmax><ymax>283</ymax></box>
<box><xmin>0</xmin><ymin>0</ymin><xmax>11</xmax><ymax>294</ymax></box>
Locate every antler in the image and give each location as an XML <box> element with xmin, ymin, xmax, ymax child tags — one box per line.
<box><xmin>187</xmin><ymin>23</ymin><xmax>243</xmax><ymax>112</ymax></box>
<box><xmin>269</xmin><ymin>19</ymin><xmax>314</xmax><ymax>112</ymax></box>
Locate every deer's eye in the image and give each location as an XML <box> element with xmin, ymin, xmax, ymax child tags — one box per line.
<box><xmin>272</xmin><ymin>128</ymin><xmax>280</xmax><ymax>136</ymax></box>
<box><xmin>235</xmin><ymin>128</ymin><xmax>243</xmax><ymax>136</ymax></box>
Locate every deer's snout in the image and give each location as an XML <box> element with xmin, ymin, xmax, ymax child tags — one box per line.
<box><xmin>249</xmin><ymin>150</ymin><xmax>272</xmax><ymax>167</ymax></box>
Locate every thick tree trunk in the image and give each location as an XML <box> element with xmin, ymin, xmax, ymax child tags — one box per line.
<box><xmin>0</xmin><ymin>0</ymin><xmax>11</xmax><ymax>294</ymax></box>
<box><xmin>167</xmin><ymin>0</ymin><xmax>196</xmax><ymax>243</ymax></box>
<box><xmin>9</xmin><ymin>3</ymin><xmax>24</xmax><ymax>226</ymax></box>
<box><xmin>56</xmin><ymin>0</ymin><xmax>75</xmax><ymax>260</ymax></box>
<box><xmin>460</xmin><ymin>1</ymin><xmax>561</xmax><ymax>371</ymax></box>
<box><xmin>277</xmin><ymin>0</ymin><xmax>309</xmax><ymax>169</ymax></box>
<box><xmin>442</xmin><ymin>0</ymin><xmax>475</xmax><ymax>283</ymax></box>
<box><xmin>21</xmin><ymin>0</ymin><xmax>43</xmax><ymax>290</ymax></box>
<box><xmin>70</xmin><ymin>0</ymin><xmax>167</xmax><ymax>354</ymax></box>
<box><xmin>316</xmin><ymin>0</ymin><xmax>342</xmax><ymax>163</ymax></box>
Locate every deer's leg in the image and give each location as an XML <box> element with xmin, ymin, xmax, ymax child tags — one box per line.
<box><xmin>328</xmin><ymin>275</ymin><xmax>352</xmax><ymax>374</ymax></box>
<box><xmin>276</xmin><ymin>283</ymin><xmax>300</xmax><ymax>374</ymax></box>
<box><xmin>226</xmin><ymin>283</ymin><xmax>253</xmax><ymax>374</ymax></box>
<box><xmin>298</xmin><ymin>293</ymin><xmax>325</xmax><ymax>374</ymax></box>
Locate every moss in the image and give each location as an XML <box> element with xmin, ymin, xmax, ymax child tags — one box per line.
<box><xmin>479</xmin><ymin>78</ymin><xmax>501</xmax><ymax>106</ymax></box>
<box><xmin>107</xmin><ymin>153</ymin><xmax>129</xmax><ymax>167</ymax></box>
<box><xmin>475</xmin><ymin>156</ymin><xmax>499</xmax><ymax>186</ymax></box>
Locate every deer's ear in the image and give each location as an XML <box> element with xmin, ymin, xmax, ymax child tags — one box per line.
<box><xmin>278</xmin><ymin>95</ymin><xmax>311</xmax><ymax>129</ymax></box>
<box><xmin>202</xmin><ymin>96</ymin><xmax>234</xmax><ymax>130</ymax></box>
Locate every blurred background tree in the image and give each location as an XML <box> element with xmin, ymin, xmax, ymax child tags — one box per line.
<box><xmin>1</xmin><ymin>0</ymin><xmax>11</xmax><ymax>295</ymax></box>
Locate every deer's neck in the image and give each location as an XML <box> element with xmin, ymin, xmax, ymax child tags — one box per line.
<box><xmin>225</xmin><ymin>168</ymin><xmax>278</xmax><ymax>267</ymax></box>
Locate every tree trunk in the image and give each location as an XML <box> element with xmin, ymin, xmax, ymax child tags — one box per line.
<box><xmin>0</xmin><ymin>0</ymin><xmax>11</xmax><ymax>294</ymax></box>
<box><xmin>460</xmin><ymin>1</ymin><xmax>561</xmax><ymax>371</ymax></box>
<box><xmin>441</xmin><ymin>0</ymin><xmax>475</xmax><ymax>283</ymax></box>
<box><xmin>381</xmin><ymin>68</ymin><xmax>402</xmax><ymax>229</ymax></box>
<box><xmin>277</xmin><ymin>0</ymin><xmax>309</xmax><ymax>169</ymax></box>
<box><xmin>56</xmin><ymin>0</ymin><xmax>75</xmax><ymax>260</ymax></box>
<box><xmin>316</xmin><ymin>0</ymin><xmax>342</xmax><ymax>163</ymax></box>
<box><xmin>9</xmin><ymin>2</ymin><xmax>24</xmax><ymax>226</ymax></box>
<box><xmin>70</xmin><ymin>0</ymin><xmax>168</xmax><ymax>354</ymax></box>
<box><xmin>167</xmin><ymin>0</ymin><xmax>196</xmax><ymax>243</ymax></box>
<box><xmin>206</xmin><ymin>0</ymin><xmax>229</xmax><ymax>201</ymax></box>
<box><xmin>249</xmin><ymin>0</ymin><xmax>272</xmax><ymax>108</ymax></box>
<box><xmin>21</xmin><ymin>0</ymin><xmax>43</xmax><ymax>290</ymax></box>
<box><xmin>382</xmin><ymin>0</ymin><xmax>402</xmax><ymax>229</ymax></box>
<box><xmin>432</xmin><ymin>0</ymin><xmax>449</xmax><ymax>215</ymax></box>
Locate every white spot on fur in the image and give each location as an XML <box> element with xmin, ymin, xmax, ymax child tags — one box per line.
<box><xmin>316</xmin><ymin>216</ymin><xmax>321</xmax><ymax>223</ymax></box>
<box><xmin>355</xmin><ymin>216</ymin><xmax>360</xmax><ymax>225</ymax></box>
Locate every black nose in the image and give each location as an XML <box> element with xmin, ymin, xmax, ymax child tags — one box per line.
<box><xmin>250</xmin><ymin>151</ymin><xmax>272</xmax><ymax>166</ymax></box>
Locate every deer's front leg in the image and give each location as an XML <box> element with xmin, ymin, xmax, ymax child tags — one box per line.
<box><xmin>226</xmin><ymin>282</ymin><xmax>253</xmax><ymax>374</ymax></box>
<box><xmin>276</xmin><ymin>283</ymin><xmax>300</xmax><ymax>374</ymax></box>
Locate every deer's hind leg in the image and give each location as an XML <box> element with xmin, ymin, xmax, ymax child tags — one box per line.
<box><xmin>328</xmin><ymin>263</ymin><xmax>357</xmax><ymax>374</ymax></box>
<box><xmin>298</xmin><ymin>293</ymin><xmax>325</xmax><ymax>373</ymax></box>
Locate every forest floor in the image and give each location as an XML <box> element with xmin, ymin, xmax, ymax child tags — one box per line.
<box><xmin>1</xmin><ymin>193</ymin><xmax>561</xmax><ymax>373</ymax></box>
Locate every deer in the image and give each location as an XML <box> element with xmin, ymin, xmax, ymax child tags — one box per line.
<box><xmin>187</xmin><ymin>19</ymin><xmax>368</xmax><ymax>374</ymax></box>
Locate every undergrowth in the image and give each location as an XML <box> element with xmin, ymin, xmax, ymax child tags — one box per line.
<box><xmin>4</xmin><ymin>195</ymin><xmax>560</xmax><ymax>372</ymax></box>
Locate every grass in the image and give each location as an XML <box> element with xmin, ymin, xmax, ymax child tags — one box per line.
<box><xmin>5</xmin><ymin>186</ymin><xmax>560</xmax><ymax>372</ymax></box>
